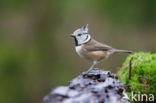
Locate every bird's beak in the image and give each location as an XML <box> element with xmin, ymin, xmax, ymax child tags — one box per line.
<box><xmin>70</xmin><ymin>34</ymin><xmax>74</xmax><ymax>37</ymax></box>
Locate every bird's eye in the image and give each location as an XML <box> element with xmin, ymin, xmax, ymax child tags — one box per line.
<box><xmin>78</xmin><ymin>34</ymin><xmax>82</xmax><ymax>36</ymax></box>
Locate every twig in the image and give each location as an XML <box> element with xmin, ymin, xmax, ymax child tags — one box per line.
<box><xmin>129</xmin><ymin>57</ymin><xmax>133</xmax><ymax>80</ymax></box>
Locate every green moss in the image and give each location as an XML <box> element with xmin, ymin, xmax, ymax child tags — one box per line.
<box><xmin>118</xmin><ymin>52</ymin><xmax>156</xmax><ymax>98</ymax></box>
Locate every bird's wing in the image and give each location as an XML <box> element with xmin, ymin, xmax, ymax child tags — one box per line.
<box><xmin>84</xmin><ymin>39</ymin><xmax>113</xmax><ymax>51</ymax></box>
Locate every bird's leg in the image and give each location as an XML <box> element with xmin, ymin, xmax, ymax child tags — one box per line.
<box><xmin>88</xmin><ymin>64</ymin><xmax>95</xmax><ymax>72</ymax></box>
<box><xmin>87</xmin><ymin>61</ymin><xmax>97</xmax><ymax>72</ymax></box>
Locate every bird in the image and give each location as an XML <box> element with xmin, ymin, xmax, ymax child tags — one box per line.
<box><xmin>70</xmin><ymin>24</ymin><xmax>132</xmax><ymax>72</ymax></box>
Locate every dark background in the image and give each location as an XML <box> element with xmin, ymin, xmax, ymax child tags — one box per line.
<box><xmin>0</xmin><ymin>0</ymin><xmax>156</xmax><ymax>103</ymax></box>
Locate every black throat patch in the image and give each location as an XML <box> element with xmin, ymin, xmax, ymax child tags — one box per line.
<box><xmin>73</xmin><ymin>36</ymin><xmax>79</xmax><ymax>46</ymax></box>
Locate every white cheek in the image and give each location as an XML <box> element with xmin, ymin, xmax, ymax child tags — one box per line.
<box><xmin>77</xmin><ymin>36</ymin><xmax>86</xmax><ymax>44</ymax></box>
<box><xmin>77</xmin><ymin>37</ymin><xmax>83</xmax><ymax>43</ymax></box>
<box><xmin>81</xmin><ymin>36</ymin><xmax>86</xmax><ymax>41</ymax></box>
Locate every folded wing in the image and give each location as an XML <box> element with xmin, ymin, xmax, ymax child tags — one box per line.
<box><xmin>84</xmin><ymin>39</ymin><xmax>113</xmax><ymax>51</ymax></box>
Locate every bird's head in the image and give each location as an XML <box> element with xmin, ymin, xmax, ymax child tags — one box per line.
<box><xmin>70</xmin><ymin>24</ymin><xmax>91</xmax><ymax>46</ymax></box>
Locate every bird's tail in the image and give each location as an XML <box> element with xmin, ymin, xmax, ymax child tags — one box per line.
<box><xmin>113</xmin><ymin>49</ymin><xmax>133</xmax><ymax>54</ymax></box>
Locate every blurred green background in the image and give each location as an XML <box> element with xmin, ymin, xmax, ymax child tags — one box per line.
<box><xmin>0</xmin><ymin>0</ymin><xmax>156</xmax><ymax>103</ymax></box>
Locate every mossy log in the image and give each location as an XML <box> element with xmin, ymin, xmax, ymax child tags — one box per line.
<box><xmin>118</xmin><ymin>52</ymin><xmax>156</xmax><ymax>101</ymax></box>
<box><xmin>43</xmin><ymin>69</ymin><xmax>130</xmax><ymax>103</ymax></box>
